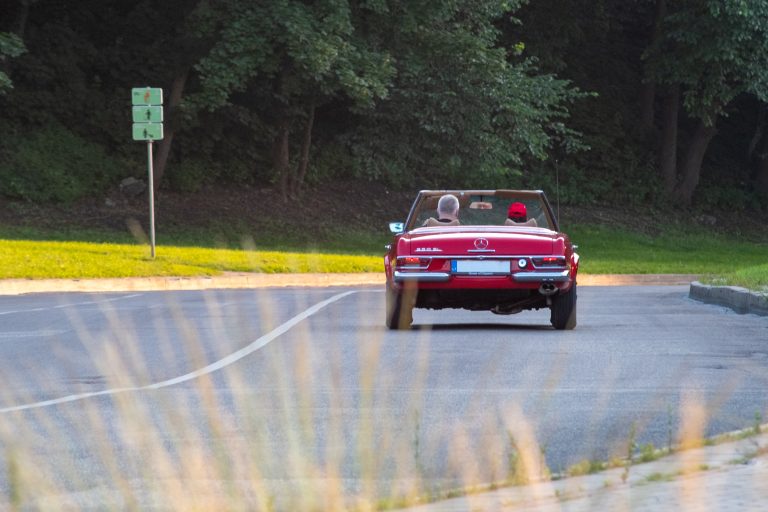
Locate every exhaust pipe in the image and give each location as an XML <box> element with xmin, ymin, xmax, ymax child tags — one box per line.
<box><xmin>539</xmin><ymin>283</ymin><xmax>558</xmax><ymax>296</ymax></box>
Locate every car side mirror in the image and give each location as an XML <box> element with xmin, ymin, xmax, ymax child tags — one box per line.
<box><xmin>389</xmin><ymin>222</ymin><xmax>404</xmax><ymax>234</ymax></box>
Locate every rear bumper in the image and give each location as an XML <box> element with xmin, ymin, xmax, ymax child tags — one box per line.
<box><xmin>511</xmin><ymin>270</ymin><xmax>571</xmax><ymax>283</ymax></box>
<box><xmin>393</xmin><ymin>271</ymin><xmax>451</xmax><ymax>282</ymax></box>
<box><xmin>393</xmin><ymin>269</ymin><xmax>571</xmax><ymax>284</ymax></box>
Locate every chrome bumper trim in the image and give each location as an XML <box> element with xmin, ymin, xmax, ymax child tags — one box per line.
<box><xmin>394</xmin><ymin>271</ymin><xmax>451</xmax><ymax>282</ymax></box>
<box><xmin>512</xmin><ymin>270</ymin><xmax>571</xmax><ymax>283</ymax></box>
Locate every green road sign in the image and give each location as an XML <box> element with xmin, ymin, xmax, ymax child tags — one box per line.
<box><xmin>131</xmin><ymin>87</ymin><xmax>163</xmax><ymax>106</ymax></box>
<box><xmin>132</xmin><ymin>123</ymin><xmax>164</xmax><ymax>141</ymax></box>
<box><xmin>132</xmin><ymin>105</ymin><xmax>163</xmax><ymax>123</ymax></box>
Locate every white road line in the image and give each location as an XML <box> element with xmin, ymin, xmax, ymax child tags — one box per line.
<box><xmin>0</xmin><ymin>290</ymin><xmax>356</xmax><ymax>414</ymax></box>
<box><xmin>0</xmin><ymin>293</ymin><xmax>144</xmax><ymax>316</ymax></box>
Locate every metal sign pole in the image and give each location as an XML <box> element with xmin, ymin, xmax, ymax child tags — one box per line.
<box><xmin>132</xmin><ymin>86</ymin><xmax>163</xmax><ymax>259</ymax></box>
<box><xmin>147</xmin><ymin>140</ymin><xmax>156</xmax><ymax>259</ymax></box>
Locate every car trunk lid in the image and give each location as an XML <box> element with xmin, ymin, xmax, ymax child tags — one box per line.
<box><xmin>406</xmin><ymin>227</ymin><xmax>555</xmax><ymax>255</ymax></box>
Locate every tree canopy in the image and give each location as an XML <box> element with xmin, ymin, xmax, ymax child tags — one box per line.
<box><xmin>1</xmin><ymin>0</ymin><xmax>767</xmax><ymax>211</ymax></box>
<box><xmin>0</xmin><ymin>32</ymin><xmax>25</xmax><ymax>94</ymax></box>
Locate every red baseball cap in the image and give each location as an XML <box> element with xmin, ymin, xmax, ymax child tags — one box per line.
<box><xmin>508</xmin><ymin>202</ymin><xmax>526</xmax><ymax>218</ymax></box>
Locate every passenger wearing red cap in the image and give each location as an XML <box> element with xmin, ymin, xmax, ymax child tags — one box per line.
<box><xmin>508</xmin><ymin>202</ymin><xmax>527</xmax><ymax>222</ymax></box>
<box><xmin>505</xmin><ymin>201</ymin><xmax>538</xmax><ymax>227</ymax></box>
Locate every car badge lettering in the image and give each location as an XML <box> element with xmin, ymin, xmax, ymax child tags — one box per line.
<box><xmin>415</xmin><ymin>247</ymin><xmax>443</xmax><ymax>252</ymax></box>
<box><xmin>474</xmin><ymin>238</ymin><xmax>489</xmax><ymax>250</ymax></box>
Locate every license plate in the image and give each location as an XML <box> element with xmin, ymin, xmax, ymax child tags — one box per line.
<box><xmin>451</xmin><ymin>260</ymin><xmax>510</xmax><ymax>274</ymax></box>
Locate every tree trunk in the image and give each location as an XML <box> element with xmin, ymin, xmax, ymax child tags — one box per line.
<box><xmin>16</xmin><ymin>0</ymin><xmax>32</xmax><ymax>38</ymax></box>
<box><xmin>673</xmin><ymin>120</ymin><xmax>717</xmax><ymax>207</ymax></box>
<box><xmin>755</xmin><ymin>157</ymin><xmax>768</xmax><ymax>197</ymax></box>
<box><xmin>747</xmin><ymin>107</ymin><xmax>766</xmax><ymax>161</ymax></box>
<box><xmin>659</xmin><ymin>84</ymin><xmax>679</xmax><ymax>198</ymax></box>
<box><xmin>753</xmin><ymin>108</ymin><xmax>768</xmax><ymax>196</ymax></box>
<box><xmin>273</xmin><ymin>117</ymin><xmax>291</xmax><ymax>201</ymax></box>
<box><xmin>638</xmin><ymin>83</ymin><xmax>656</xmax><ymax>136</ymax></box>
<box><xmin>639</xmin><ymin>0</ymin><xmax>667</xmax><ymax>134</ymax></box>
<box><xmin>290</xmin><ymin>102</ymin><xmax>315</xmax><ymax>197</ymax></box>
<box><xmin>152</xmin><ymin>68</ymin><xmax>189</xmax><ymax>193</ymax></box>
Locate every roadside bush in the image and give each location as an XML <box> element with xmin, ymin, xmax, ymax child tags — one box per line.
<box><xmin>167</xmin><ymin>159</ymin><xmax>211</xmax><ymax>192</ymax></box>
<box><xmin>521</xmin><ymin>142</ymin><xmax>661</xmax><ymax>207</ymax></box>
<box><xmin>309</xmin><ymin>142</ymin><xmax>355</xmax><ymax>184</ymax></box>
<box><xmin>694</xmin><ymin>183</ymin><xmax>764</xmax><ymax>212</ymax></box>
<box><xmin>166</xmin><ymin>157</ymin><xmax>254</xmax><ymax>192</ymax></box>
<box><xmin>0</xmin><ymin>122</ymin><xmax>128</xmax><ymax>202</ymax></box>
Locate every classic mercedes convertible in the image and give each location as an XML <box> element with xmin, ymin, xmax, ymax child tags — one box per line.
<box><xmin>384</xmin><ymin>190</ymin><xmax>579</xmax><ymax>330</ymax></box>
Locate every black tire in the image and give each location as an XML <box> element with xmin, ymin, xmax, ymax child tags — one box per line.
<box><xmin>385</xmin><ymin>285</ymin><xmax>414</xmax><ymax>330</ymax></box>
<box><xmin>550</xmin><ymin>283</ymin><xmax>577</xmax><ymax>330</ymax></box>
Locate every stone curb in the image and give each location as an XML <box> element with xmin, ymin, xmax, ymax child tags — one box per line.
<box><xmin>0</xmin><ymin>273</ymin><xmax>385</xmax><ymax>296</ymax></box>
<box><xmin>0</xmin><ymin>274</ymin><xmax>700</xmax><ymax>296</ymax></box>
<box><xmin>689</xmin><ymin>281</ymin><xmax>768</xmax><ymax>317</ymax></box>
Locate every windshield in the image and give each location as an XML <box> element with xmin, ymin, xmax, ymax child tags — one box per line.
<box><xmin>410</xmin><ymin>193</ymin><xmax>552</xmax><ymax>230</ymax></box>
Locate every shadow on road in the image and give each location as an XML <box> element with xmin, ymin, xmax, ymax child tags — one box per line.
<box><xmin>411</xmin><ymin>322</ymin><xmax>554</xmax><ymax>331</ymax></box>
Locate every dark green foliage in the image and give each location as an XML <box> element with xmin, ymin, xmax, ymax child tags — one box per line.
<box><xmin>0</xmin><ymin>122</ymin><xmax>129</xmax><ymax>202</ymax></box>
<box><xmin>166</xmin><ymin>157</ymin><xmax>254</xmax><ymax>192</ymax></box>
<box><xmin>308</xmin><ymin>142</ymin><xmax>356</xmax><ymax>184</ymax></box>
<box><xmin>344</xmin><ymin>1</ymin><xmax>586</xmax><ymax>188</ymax></box>
<box><xmin>0</xmin><ymin>0</ymin><xmax>767</xmax><ymax>210</ymax></box>
<box><xmin>166</xmin><ymin>160</ymin><xmax>213</xmax><ymax>193</ymax></box>
<box><xmin>646</xmin><ymin>1</ymin><xmax>768</xmax><ymax>121</ymax></box>
<box><xmin>512</xmin><ymin>1</ymin><xmax>660</xmax><ymax>205</ymax></box>
<box><xmin>180</xmin><ymin>0</ymin><xmax>585</xmax><ymax>195</ymax></box>
<box><xmin>0</xmin><ymin>32</ymin><xmax>26</xmax><ymax>93</ymax></box>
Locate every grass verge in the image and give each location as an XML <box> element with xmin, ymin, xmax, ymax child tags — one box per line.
<box><xmin>567</xmin><ymin>224</ymin><xmax>768</xmax><ymax>275</ymax></box>
<box><xmin>699</xmin><ymin>263</ymin><xmax>768</xmax><ymax>292</ymax></box>
<box><xmin>0</xmin><ymin>239</ymin><xmax>382</xmax><ymax>279</ymax></box>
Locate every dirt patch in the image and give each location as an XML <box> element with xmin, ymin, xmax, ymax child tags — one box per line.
<box><xmin>0</xmin><ymin>181</ymin><xmax>416</xmax><ymax>237</ymax></box>
<box><xmin>0</xmin><ymin>182</ymin><xmax>766</xmax><ymax>242</ymax></box>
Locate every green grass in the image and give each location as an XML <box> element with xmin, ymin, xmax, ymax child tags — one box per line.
<box><xmin>643</xmin><ymin>472</ymin><xmax>675</xmax><ymax>484</ymax></box>
<box><xmin>566</xmin><ymin>459</ymin><xmax>606</xmax><ymax>477</ymax></box>
<box><xmin>702</xmin><ymin>263</ymin><xmax>768</xmax><ymax>291</ymax></box>
<box><xmin>1</xmin><ymin>221</ymin><xmax>766</xmax><ymax>279</ymax></box>
<box><xmin>0</xmin><ymin>239</ymin><xmax>382</xmax><ymax>279</ymax></box>
<box><xmin>568</xmin><ymin>224</ymin><xmax>768</xmax><ymax>276</ymax></box>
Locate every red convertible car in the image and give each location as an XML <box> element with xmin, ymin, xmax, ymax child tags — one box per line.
<box><xmin>384</xmin><ymin>190</ymin><xmax>579</xmax><ymax>330</ymax></box>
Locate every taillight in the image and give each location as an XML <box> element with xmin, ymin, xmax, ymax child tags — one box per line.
<box><xmin>396</xmin><ymin>257</ymin><xmax>431</xmax><ymax>269</ymax></box>
<box><xmin>532</xmin><ymin>256</ymin><xmax>566</xmax><ymax>267</ymax></box>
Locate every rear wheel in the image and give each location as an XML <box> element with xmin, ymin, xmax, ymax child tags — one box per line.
<box><xmin>550</xmin><ymin>283</ymin><xmax>577</xmax><ymax>330</ymax></box>
<box><xmin>385</xmin><ymin>284</ymin><xmax>414</xmax><ymax>330</ymax></box>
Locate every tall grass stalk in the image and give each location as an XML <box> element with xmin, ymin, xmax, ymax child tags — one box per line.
<box><xmin>0</xmin><ymin>287</ymin><xmax>763</xmax><ymax>510</ymax></box>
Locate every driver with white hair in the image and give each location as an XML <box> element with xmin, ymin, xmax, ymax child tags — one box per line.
<box><xmin>423</xmin><ymin>193</ymin><xmax>460</xmax><ymax>227</ymax></box>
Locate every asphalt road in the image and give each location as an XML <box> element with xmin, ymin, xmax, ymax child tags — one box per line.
<box><xmin>0</xmin><ymin>285</ymin><xmax>767</xmax><ymax>510</ymax></box>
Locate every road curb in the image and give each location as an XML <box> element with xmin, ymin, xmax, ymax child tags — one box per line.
<box><xmin>0</xmin><ymin>273</ymin><xmax>701</xmax><ymax>296</ymax></box>
<box><xmin>0</xmin><ymin>273</ymin><xmax>385</xmax><ymax>295</ymax></box>
<box><xmin>578</xmin><ymin>274</ymin><xmax>699</xmax><ymax>286</ymax></box>
<box><xmin>689</xmin><ymin>281</ymin><xmax>768</xmax><ymax>316</ymax></box>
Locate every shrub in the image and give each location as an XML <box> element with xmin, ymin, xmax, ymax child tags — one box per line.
<box><xmin>694</xmin><ymin>183</ymin><xmax>764</xmax><ymax>212</ymax></box>
<box><xmin>0</xmin><ymin>122</ymin><xmax>128</xmax><ymax>202</ymax></box>
<box><xmin>167</xmin><ymin>159</ymin><xmax>212</xmax><ymax>192</ymax></box>
<box><xmin>166</xmin><ymin>157</ymin><xmax>255</xmax><ymax>192</ymax></box>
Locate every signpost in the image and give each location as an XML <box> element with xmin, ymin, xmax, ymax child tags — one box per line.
<box><xmin>131</xmin><ymin>87</ymin><xmax>163</xmax><ymax>258</ymax></box>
